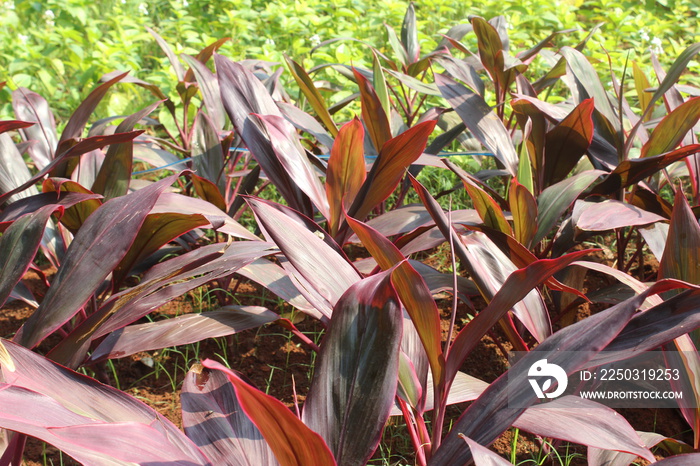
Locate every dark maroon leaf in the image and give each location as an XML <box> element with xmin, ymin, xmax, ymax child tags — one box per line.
<box><xmin>190</xmin><ymin>112</ymin><xmax>226</xmax><ymax>196</ymax></box>
<box><xmin>92</xmin><ymin>100</ymin><xmax>161</xmax><ymax>200</ymax></box>
<box><xmin>436</xmin><ymin>73</ymin><xmax>518</xmax><ymax>176</ymax></box>
<box><xmin>182</xmin><ymin>54</ymin><xmax>226</xmax><ymax>130</ymax></box>
<box><xmin>353</xmin><ymin>67</ymin><xmax>392</xmax><ymax>152</ymax></box>
<box><xmin>147</xmin><ymin>27</ymin><xmax>185</xmax><ymax>81</ymax></box>
<box><xmin>0</xmin><ymin>205</ymin><xmax>56</xmax><ymax>307</ymax></box>
<box><xmin>543</xmin><ymin>98</ymin><xmax>595</xmax><ymax>186</ymax></box>
<box><xmin>303</xmin><ymin>271</ymin><xmax>402</xmax><ymax>466</ymax></box>
<box><xmin>14</xmin><ymin>174</ymin><xmax>180</xmax><ymax>349</ymax></box>
<box><xmin>430</xmin><ymin>280</ymin><xmax>690</xmax><ymax>465</ymax></box>
<box><xmin>0</xmin><ymin>120</ymin><xmax>33</xmax><ymax>135</ymax></box>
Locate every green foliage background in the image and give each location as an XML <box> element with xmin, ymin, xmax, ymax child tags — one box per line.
<box><xmin>1</xmin><ymin>0</ymin><xmax>699</xmax><ymax>122</ymax></box>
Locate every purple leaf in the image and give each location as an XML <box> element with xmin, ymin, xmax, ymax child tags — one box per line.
<box><xmin>204</xmin><ymin>359</ymin><xmax>337</xmax><ymax>466</ymax></box>
<box><xmin>436</xmin><ymin>73</ymin><xmax>518</xmax><ymax>176</ymax></box>
<box><xmin>89</xmin><ymin>306</ymin><xmax>278</xmax><ymax>363</ymax></box>
<box><xmin>181</xmin><ymin>364</ymin><xmax>276</xmax><ymax>466</ymax></box>
<box><xmin>0</xmin><ymin>339</ymin><xmax>209</xmax><ymax>465</ymax></box>
<box><xmin>460</xmin><ymin>435</ymin><xmax>513</xmax><ymax>466</ymax></box>
<box><xmin>182</xmin><ymin>54</ymin><xmax>226</xmax><ymax>130</ymax></box>
<box><xmin>574</xmin><ymin>199</ymin><xmax>665</xmax><ymax>231</ymax></box>
<box><xmin>12</xmin><ymin>88</ymin><xmax>58</xmax><ymax>169</ymax></box>
<box><xmin>0</xmin><ymin>205</ymin><xmax>56</xmax><ymax>307</ymax></box>
<box><xmin>514</xmin><ymin>396</ymin><xmax>653</xmax><ymax>460</ymax></box>
<box><xmin>14</xmin><ymin>174</ymin><xmax>180</xmax><ymax>349</ymax></box>
<box><xmin>247</xmin><ymin>197</ymin><xmax>360</xmax><ymax>317</ymax></box>
<box><xmin>303</xmin><ymin>271</ymin><xmax>402</xmax><ymax>465</ymax></box>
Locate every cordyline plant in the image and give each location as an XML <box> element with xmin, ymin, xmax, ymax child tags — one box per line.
<box><xmin>3</xmin><ymin>4</ymin><xmax>700</xmax><ymax>465</ymax></box>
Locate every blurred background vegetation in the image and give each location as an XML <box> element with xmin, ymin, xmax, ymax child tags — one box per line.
<box><xmin>1</xmin><ymin>0</ymin><xmax>699</xmax><ymax>124</ymax></box>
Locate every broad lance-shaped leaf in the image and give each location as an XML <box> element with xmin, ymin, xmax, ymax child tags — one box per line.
<box><xmin>534</xmin><ymin>170</ymin><xmax>605</xmax><ymax>244</ymax></box>
<box><xmin>348</xmin><ymin>119</ymin><xmax>437</xmax><ymax>222</ymax></box>
<box><xmin>509</xmin><ymin>178</ymin><xmax>537</xmax><ymax>247</ymax></box>
<box><xmin>326</xmin><ymin>118</ymin><xmax>366</xmax><ymax>236</ymax></box>
<box><xmin>191</xmin><ymin>112</ymin><xmax>227</xmax><ymax>197</ymax></box>
<box><xmin>543</xmin><ymin>98</ymin><xmax>594</xmax><ymax>186</ymax></box>
<box><xmin>430</xmin><ymin>280</ymin><xmax>689</xmax><ymax>465</ymax></box>
<box><xmin>14</xmin><ymin>173</ymin><xmax>180</xmax><ymax>349</ymax></box>
<box><xmin>54</xmin><ymin>71</ymin><xmax>129</xmax><ymax>176</ymax></box>
<box><xmin>445</xmin><ymin>249</ymin><xmax>593</xmax><ymax>383</ymax></box>
<box><xmin>41</xmin><ymin>178</ymin><xmax>102</xmax><ymax>233</ymax></box>
<box><xmin>0</xmin><ymin>132</ymin><xmax>39</xmax><ymax>204</ymax></box>
<box><xmin>89</xmin><ymin>306</ymin><xmax>278</xmax><ymax>363</ymax></box>
<box><xmin>346</xmin><ymin>216</ymin><xmax>444</xmax><ymax>386</ymax></box>
<box><xmin>204</xmin><ymin>359</ymin><xmax>337</xmax><ymax>466</ymax></box>
<box><xmin>353</xmin><ymin>67</ymin><xmax>391</xmax><ymax>153</ymax></box>
<box><xmin>574</xmin><ymin>199</ymin><xmax>665</xmax><ymax>232</ymax></box>
<box><xmin>659</xmin><ymin>189</ymin><xmax>700</xmax><ymax>286</ymax></box>
<box><xmin>0</xmin><ymin>130</ymin><xmax>144</xmax><ymax>207</ymax></box>
<box><xmin>285</xmin><ymin>55</ymin><xmax>339</xmax><ymax>136</ymax></box>
<box><xmin>91</xmin><ymin>100</ymin><xmax>162</xmax><ymax>200</ymax></box>
<box><xmin>247</xmin><ymin>197</ymin><xmax>360</xmax><ymax>317</ymax></box>
<box><xmin>182</xmin><ymin>54</ymin><xmax>226</xmax><ymax>131</ymax></box>
<box><xmin>592</xmin><ymin>144</ymin><xmax>700</xmax><ymax>195</ymax></box>
<box><xmin>460</xmin><ymin>231</ymin><xmax>551</xmax><ymax>343</ymax></box>
<box><xmin>12</xmin><ymin>88</ymin><xmax>57</xmax><ymax>169</ymax></box>
<box><xmin>0</xmin><ymin>205</ymin><xmax>56</xmax><ymax>307</ymax></box>
<box><xmin>0</xmin><ymin>339</ymin><xmax>210</xmax><ymax>465</ymax></box>
<box><xmin>303</xmin><ymin>271</ymin><xmax>402</xmax><ymax>466</ymax></box>
<box><xmin>436</xmin><ymin>73</ymin><xmax>518</xmax><ymax>176</ymax></box>
<box><xmin>460</xmin><ymin>436</ymin><xmax>512</xmax><ymax>466</ymax></box>
<box><xmin>182</xmin><ymin>364</ymin><xmax>276</xmax><ymax>466</ymax></box>
<box><xmin>641</xmin><ymin>96</ymin><xmax>700</xmax><ymax>158</ymax></box>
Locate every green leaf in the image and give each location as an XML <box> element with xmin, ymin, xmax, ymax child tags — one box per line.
<box><xmin>285</xmin><ymin>55</ymin><xmax>339</xmax><ymax>137</ymax></box>
<box><xmin>509</xmin><ymin>179</ymin><xmax>538</xmax><ymax>247</ymax></box>
<box><xmin>641</xmin><ymin>97</ymin><xmax>700</xmax><ymax>158</ymax></box>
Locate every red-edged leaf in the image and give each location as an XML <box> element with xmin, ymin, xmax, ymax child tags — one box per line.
<box><xmin>0</xmin><ymin>205</ymin><xmax>57</xmax><ymax>307</ymax></box>
<box><xmin>544</xmin><ymin>98</ymin><xmax>595</xmax><ymax>186</ymax></box>
<box><xmin>286</xmin><ymin>56</ymin><xmax>339</xmax><ymax>136</ymax></box>
<box><xmin>460</xmin><ymin>435</ymin><xmax>513</xmax><ymax>466</ymax></box>
<box><xmin>592</xmin><ymin>145</ymin><xmax>700</xmax><ymax>195</ymax></box>
<box><xmin>659</xmin><ymin>189</ymin><xmax>700</xmax><ymax>285</ymax></box>
<box><xmin>436</xmin><ymin>73</ymin><xmax>518</xmax><ymax>176</ymax></box>
<box><xmin>190</xmin><ymin>112</ymin><xmax>227</xmax><ymax>197</ymax></box>
<box><xmin>642</xmin><ymin>97</ymin><xmax>700</xmax><ymax>158</ymax></box>
<box><xmin>0</xmin><ymin>191</ymin><xmax>101</xmax><ymax>231</ymax></box>
<box><xmin>535</xmin><ymin>170</ymin><xmax>605</xmax><ymax>244</ymax></box>
<box><xmin>89</xmin><ymin>306</ymin><xmax>277</xmax><ymax>363</ymax></box>
<box><xmin>0</xmin><ymin>339</ymin><xmax>209</xmax><ymax>465</ymax></box>
<box><xmin>0</xmin><ymin>132</ymin><xmax>39</xmax><ymax>204</ymax></box>
<box><xmin>42</xmin><ymin>178</ymin><xmax>102</xmax><ymax>232</ymax></box>
<box><xmin>181</xmin><ymin>54</ymin><xmax>226</xmax><ymax>130</ymax></box>
<box><xmin>0</xmin><ymin>120</ymin><xmax>33</xmax><ymax>134</ymax></box>
<box><xmin>514</xmin><ymin>396</ymin><xmax>653</xmax><ymax>460</ymax></box>
<box><xmin>14</xmin><ymin>174</ymin><xmax>180</xmax><ymax>349</ymax></box>
<box><xmin>431</xmin><ymin>280</ymin><xmax>691</xmax><ymax>465</ymax></box>
<box><xmin>12</xmin><ymin>88</ymin><xmax>57</xmax><ymax>169</ymax></box>
<box><xmin>446</xmin><ymin>249</ymin><xmax>594</xmax><ymax>382</ymax></box>
<box><xmin>653</xmin><ymin>453</ymin><xmax>700</xmax><ymax>465</ymax></box>
<box><xmin>92</xmin><ymin>100</ymin><xmax>161</xmax><ymax>200</ymax></box>
<box><xmin>181</xmin><ymin>364</ymin><xmax>276</xmax><ymax>465</ymax></box>
<box><xmin>302</xmin><ymin>272</ymin><xmax>401</xmax><ymax>466</ymax></box>
<box><xmin>55</xmin><ymin>72</ymin><xmax>129</xmax><ymax>168</ymax></box>
<box><xmin>349</xmin><ymin>120</ymin><xmax>437</xmax><ymax>221</ymax></box>
<box><xmin>448</xmin><ymin>161</ymin><xmax>512</xmax><ymax>235</ymax></box>
<box><xmin>147</xmin><ymin>27</ymin><xmax>185</xmax><ymax>81</ymax></box>
<box><xmin>326</xmin><ymin>118</ymin><xmax>366</xmax><ymax>236</ymax></box>
<box><xmin>204</xmin><ymin>359</ymin><xmax>337</xmax><ymax>466</ymax></box>
<box><xmin>461</xmin><ymin>231</ymin><xmax>551</xmax><ymax>343</ymax></box>
<box><xmin>247</xmin><ymin>197</ymin><xmax>360</xmax><ymax>317</ymax></box>
<box><xmin>346</xmin><ymin>216</ymin><xmax>445</xmax><ymax>385</ymax></box>
<box><xmin>191</xmin><ymin>173</ymin><xmax>227</xmax><ymax>212</ymax></box>
<box><xmin>353</xmin><ymin>67</ymin><xmax>392</xmax><ymax>153</ymax></box>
